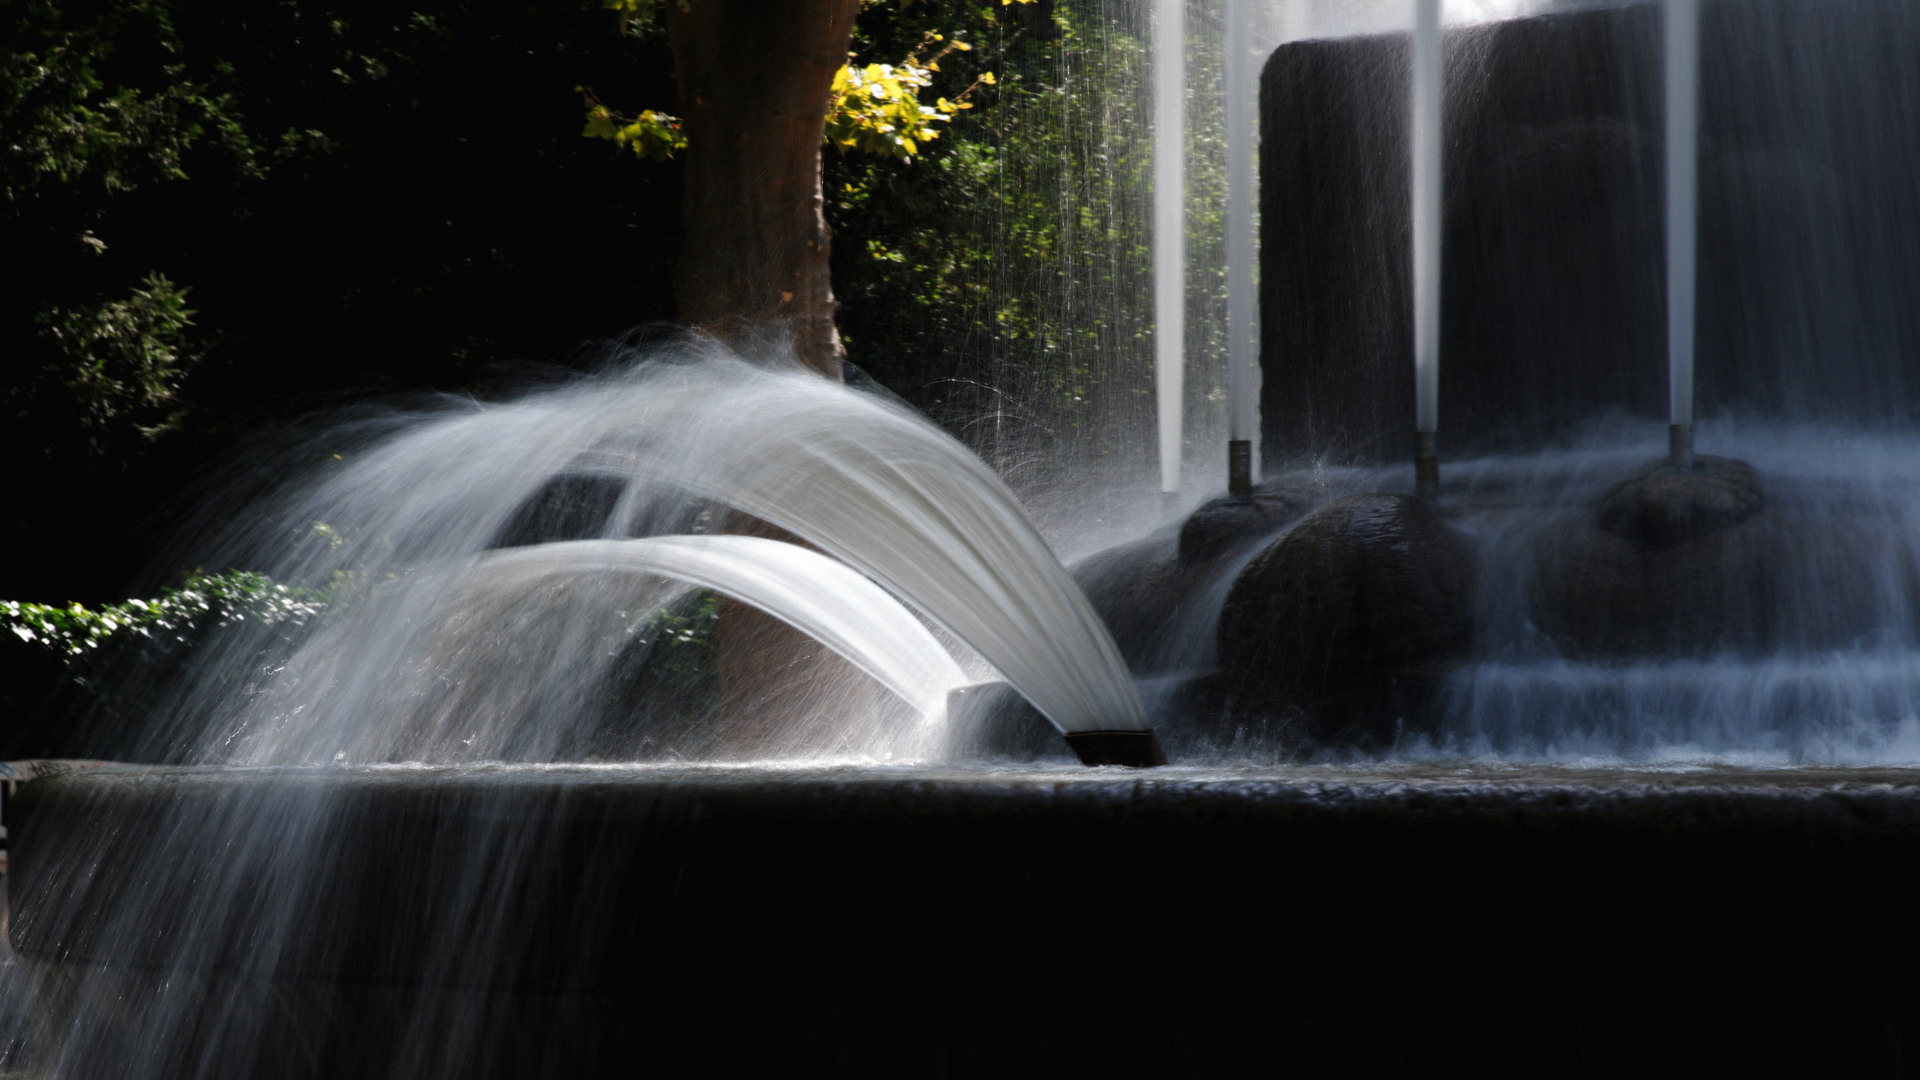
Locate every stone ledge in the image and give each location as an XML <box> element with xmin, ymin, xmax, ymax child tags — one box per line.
<box><xmin>9</xmin><ymin>763</ymin><xmax>1920</xmax><ymax>1076</ymax></box>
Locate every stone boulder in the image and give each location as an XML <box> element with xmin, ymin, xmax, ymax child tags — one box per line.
<box><xmin>1531</xmin><ymin>456</ymin><xmax>1768</xmax><ymax>658</ymax></box>
<box><xmin>1217</xmin><ymin>493</ymin><xmax>1477</xmax><ymax>739</ymax></box>
<box><xmin>1594</xmin><ymin>455</ymin><xmax>1763</xmax><ymax>549</ymax></box>
<box><xmin>1072</xmin><ymin>475</ymin><xmax>1340</xmax><ymax>677</ymax></box>
<box><xmin>1069</xmin><ymin>531</ymin><xmax>1195</xmax><ymax>675</ymax></box>
<box><xmin>1177</xmin><ymin>474</ymin><xmax>1336</xmax><ymax>566</ymax></box>
<box><xmin>1533</xmin><ymin>459</ymin><xmax>1915</xmax><ymax>658</ymax></box>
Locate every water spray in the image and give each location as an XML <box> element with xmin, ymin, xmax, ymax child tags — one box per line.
<box><xmin>1155</xmin><ymin>0</ymin><xmax>1185</xmax><ymax>503</ymax></box>
<box><xmin>1665</xmin><ymin>0</ymin><xmax>1699</xmax><ymax>470</ymax></box>
<box><xmin>1412</xmin><ymin>0</ymin><xmax>1443</xmax><ymax>501</ymax></box>
<box><xmin>1226</xmin><ymin>0</ymin><xmax>1256</xmax><ymax>499</ymax></box>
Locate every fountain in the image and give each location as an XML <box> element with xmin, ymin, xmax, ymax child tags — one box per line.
<box><xmin>8</xmin><ymin>0</ymin><xmax>1920</xmax><ymax>1072</ymax></box>
<box><xmin>1411</xmin><ymin>0</ymin><xmax>1444</xmax><ymax>499</ymax></box>
<box><xmin>1666</xmin><ymin>0</ymin><xmax>1700</xmax><ymax>468</ymax></box>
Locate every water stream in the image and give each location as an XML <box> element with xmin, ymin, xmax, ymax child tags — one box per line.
<box><xmin>127</xmin><ymin>350</ymin><xmax>1148</xmax><ymax>770</ymax></box>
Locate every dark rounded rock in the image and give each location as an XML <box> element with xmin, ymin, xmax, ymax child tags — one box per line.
<box><xmin>1071</xmin><ymin>477</ymin><xmax>1347</xmax><ymax>678</ymax></box>
<box><xmin>1218</xmin><ymin>493</ymin><xmax>1477</xmax><ymax>699</ymax></box>
<box><xmin>1535</xmin><ymin>475</ymin><xmax>1914</xmax><ymax>659</ymax></box>
<box><xmin>1535</xmin><ymin>455</ymin><xmax>1772</xmax><ymax>659</ymax></box>
<box><xmin>1533</xmin><ymin>518</ymin><xmax>1771</xmax><ymax>659</ymax></box>
<box><xmin>1595</xmin><ymin>455</ymin><xmax>1763</xmax><ymax>550</ymax></box>
<box><xmin>1177</xmin><ymin>475</ymin><xmax>1336</xmax><ymax>566</ymax></box>
<box><xmin>1069</xmin><ymin>532</ymin><xmax>1191</xmax><ymax>674</ymax></box>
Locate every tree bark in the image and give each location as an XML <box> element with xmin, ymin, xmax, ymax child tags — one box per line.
<box><xmin>665</xmin><ymin>1</ymin><xmax>868</xmax><ymax>748</ymax></box>
<box><xmin>665</xmin><ymin>0</ymin><xmax>858</xmax><ymax>376</ymax></box>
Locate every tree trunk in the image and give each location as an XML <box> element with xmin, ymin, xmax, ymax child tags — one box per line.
<box><xmin>665</xmin><ymin>0</ymin><xmax>858</xmax><ymax>376</ymax></box>
<box><xmin>666</xmin><ymin>1</ymin><xmax>869</xmax><ymax>749</ymax></box>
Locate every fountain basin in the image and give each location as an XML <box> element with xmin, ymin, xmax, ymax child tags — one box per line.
<box><xmin>8</xmin><ymin>762</ymin><xmax>1920</xmax><ymax>1073</ymax></box>
<box><xmin>15</xmin><ymin>762</ymin><xmax>1920</xmax><ymax>959</ymax></box>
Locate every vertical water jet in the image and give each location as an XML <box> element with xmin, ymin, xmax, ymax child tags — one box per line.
<box><xmin>1411</xmin><ymin>0</ymin><xmax>1444</xmax><ymax>500</ymax></box>
<box><xmin>1226</xmin><ymin>0</ymin><xmax>1257</xmax><ymax>499</ymax></box>
<box><xmin>1156</xmin><ymin>0</ymin><xmax>1186</xmax><ymax>500</ymax></box>
<box><xmin>1665</xmin><ymin>0</ymin><xmax>1700</xmax><ymax>469</ymax></box>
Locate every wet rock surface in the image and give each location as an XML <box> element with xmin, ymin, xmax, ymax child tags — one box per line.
<box><xmin>1068</xmin><ymin>531</ymin><xmax>1195</xmax><ymax>674</ymax></box>
<box><xmin>1073</xmin><ymin>476</ymin><xmax>1342</xmax><ymax>678</ymax></box>
<box><xmin>1176</xmin><ymin>475</ymin><xmax>1334</xmax><ymax>566</ymax></box>
<box><xmin>1219</xmin><ymin>493</ymin><xmax>1477</xmax><ymax>685</ymax></box>
<box><xmin>1595</xmin><ymin>455</ymin><xmax>1763</xmax><ymax>549</ymax></box>
<box><xmin>1536</xmin><ymin>512</ymin><xmax>1771</xmax><ymax>660</ymax></box>
<box><xmin>1215</xmin><ymin>493</ymin><xmax>1477</xmax><ymax>742</ymax></box>
<box><xmin>1535</xmin><ymin>467</ymin><xmax>1917</xmax><ymax>658</ymax></box>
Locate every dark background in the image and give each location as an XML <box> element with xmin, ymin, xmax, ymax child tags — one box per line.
<box><xmin>3</xmin><ymin>0</ymin><xmax>687</xmax><ymax>606</ymax></box>
<box><xmin>0</xmin><ymin>0</ymin><xmax>1107</xmax><ymax>753</ymax></box>
<box><xmin>3</xmin><ymin>0</ymin><xmax>1085</xmax><ymax>606</ymax></box>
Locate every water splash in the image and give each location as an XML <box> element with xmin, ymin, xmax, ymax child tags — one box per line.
<box><xmin>136</xmin><ymin>348</ymin><xmax>1142</xmax><ymax>768</ymax></box>
<box><xmin>609</xmin><ymin>358</ymin><xmax>1150</xmax><ymax>735</ymax></box>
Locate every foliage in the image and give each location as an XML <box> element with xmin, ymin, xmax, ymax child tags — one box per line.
<box><xmin>600</xmin><ymin>0</ymin><xmax>663</xmax><ymax>39</ymax></box>
<box><xmin>3</xmin><ymin>569</ymin><xmax>327</xmax><ymax>659</ymax></box>
<box><xmin>1</xmin><ymin>0</ymin><xmax>690</xmax><ymax>608</ymax></box>
<box><xmin>0</xmin><ymin>0</ymin><xmax>260</xmax><ymax>207</ymax></box>
<box><xmin>823</xmin><ymin>35</ymin><xmax>983</xmax><ymax>160</ymax></box>
<box><xmin>581</xmin><ymin>2</ymin><xmax>1025</xmax><ymax>164</ymax></box>
<box><xmin>627</xmin><ymin>590</ymin><xmax>718</xmax><ymax>705</ymax></box>
<box><xmin>822</xmin><ymin>0</ymin><xmax>1169</xmax><ymax>484</ymax></box>
<box><xmin>577</xmin><ymin>87</ymin><xmax>686</xmax><ymax>162</ymax></box>
<box><xmin>33</xmin><ymin>271</ymin><xmax>202</xmax><ymax>450</ymax></box>
<box><xmin>1</xmin><ymin>0</ymin><xmax>1179</xmax><ymax>622</ymax></box>
<box><xmin>0</xmin><ymin>0</ymin><xmax>268</xmax><ymax>466</ymax></box>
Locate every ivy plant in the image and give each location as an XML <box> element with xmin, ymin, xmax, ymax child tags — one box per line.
<box><xmin>4</xmin><ymin>569</ymin><xmax>327</xmax><ymax>659</ymax></box>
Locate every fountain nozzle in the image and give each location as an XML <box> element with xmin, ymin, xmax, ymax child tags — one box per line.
<box><xmin>1669</xmin><ymin>423</ymin><xmax>1695</xmax><ymax>470</ymax></box>
<box><xmin>1415</xmin><ymin>430</ymin><xmax>1440</xmax><ymax>501</ymax></box>
<box><xmin>1063</xmin><ymin>730</ymin><xmax>1169</xmax><ymax>767</ymax></box>
<box><xmin>1228</xmin><ymin>440</ymin><xmax>1253</xmax><ymax>497</ymax></box>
